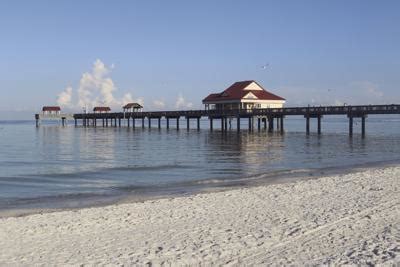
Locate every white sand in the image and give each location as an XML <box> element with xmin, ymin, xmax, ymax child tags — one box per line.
<box><xmin>0</xmin><ymin>166</ymin><xmax>399</xmax><ymax>266</ymax></box>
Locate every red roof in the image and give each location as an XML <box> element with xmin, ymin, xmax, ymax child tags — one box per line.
<box><xmin>203</xmin><ymin>80</ymin><xmax>285</xmax><ymax>103</ymax></box>
<box><xmin>93</xmin><ymin>106</ymin><xmax>111</xmax><ymax>112</ymax></box>
<box><xmin>123</xmin><ymin>103</ymin><xmax>143</xmax><ymax>109</ymax></box>
<box><xmin>42</xmin><ymin>106</ymin><xmax>61</xmax><ymax>111</ymax></box>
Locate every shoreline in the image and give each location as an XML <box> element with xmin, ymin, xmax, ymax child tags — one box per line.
<box><xmin>1</xmin><ymin>158</ymin><xmax>400</xmax><ymax>219</ymax></box>
<box><xmin>0</xmin><ymin>164</ymin><xmax>399</xmax><ymax>265</ymax></box>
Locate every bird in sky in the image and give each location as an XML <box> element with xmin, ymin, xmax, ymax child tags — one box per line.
<box><xmin>261</xmin><ymin>63</ymin><xmax>270</xmax><ymax>70</ymax></box>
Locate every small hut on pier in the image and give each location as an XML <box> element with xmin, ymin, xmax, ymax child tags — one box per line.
<box><xmin>202</xmin><ymin>80</ymin><xmax>285</xmax><ymax>110</ymax></box>
<box><xmin>93</xmin><ymin>106</ymin><xmax>111</xmax><ymax>113</ymax></box>
<box><xmin>42</xmin><ymin>106</ymin><xmax>61</xmax><ymax>115</ymax></box>
<box><xmin>123</xmin><ymin>103</ymin><xmax>143</xmax><ymax>112</ymax></box>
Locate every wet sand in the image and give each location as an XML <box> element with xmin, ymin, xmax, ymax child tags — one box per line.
<box><xmin>0</xmin><ymin>166</ymin><xmax>399</xmax><ymax>265</ymax></box>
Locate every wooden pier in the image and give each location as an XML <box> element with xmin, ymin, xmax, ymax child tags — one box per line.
<box><xmin>35</xmin><ymin>113</ymin><xmax>74</xmax><ymax>127</ymax></box>
<box><xmin>37</xmin><ymin>104</ymin><xmax>400</xmax><ymax>136</ymax></box>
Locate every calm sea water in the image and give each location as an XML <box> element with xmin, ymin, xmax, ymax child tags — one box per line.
<box><xmin>0</xmin><ymin>115</ymin><xmax>400</xmax><ymax>213</ymax></box>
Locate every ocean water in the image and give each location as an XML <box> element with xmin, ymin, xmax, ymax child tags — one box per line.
<box><xmin>0</xmin><ymin>115</ymin><xmax>400</xmax><ymax>214</ymax></box>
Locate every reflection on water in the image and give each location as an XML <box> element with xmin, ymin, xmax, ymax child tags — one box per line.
<box><xmin>0</xmin><ymin>115</ymin><xmax>399</xmax><ymax>211</ymax></box>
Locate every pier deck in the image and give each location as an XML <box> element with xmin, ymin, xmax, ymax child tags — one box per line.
<box><xmin>37</xmin><ymin>104</ymin><xmax>400</xmax><ymax>136</ymax></box>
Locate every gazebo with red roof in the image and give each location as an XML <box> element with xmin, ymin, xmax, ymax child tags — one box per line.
<box><xmin>123</xmin><ymin>103</ymin><xmax>143</xmax><ymax>112</ymax></box>
<box><xmin>202</xmin><ymin>80</ymin><xmax>285</xmax><ymax>111</ymax></box>
<box><xmin>42</xmin><ymin>106</ymin><xmax>61</xmax><ymax>115</ymax></box>
<box><xmin>93</xmin><ymin>106</ymin><xmax>111</xmax><ymax>113</ymax></box>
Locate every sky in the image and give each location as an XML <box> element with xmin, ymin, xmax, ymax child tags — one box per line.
<box><xmin>0</xmin><ymin>0</ymin><xmax>400</xmax><ymax>119</ymax></box>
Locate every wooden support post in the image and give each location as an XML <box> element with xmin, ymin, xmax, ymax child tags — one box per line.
<box><xmin>248</xmin><ymin>117</ymin><xmax>252</xmax><ymax>131</ymax></box>
<box><xmin>94</xmin><ymin>119</ymin><xmax>96</xmax><ymax>127</ymax></box>
<box><xmin>118</xmin><ymin>118</ymin><xmax>121</xmax><ymax>127</ymax></box>
<box><xmin>74</xmin><ymin>118</ymin><xmax>77</xmax><ymax>127</ymax></box>
<box><xmin>257</xmin><ymin>118</ymin><xmax>261</xmax><ymax>131</ymax></box>
<box><xmin>276</xmin><ymin>117</ymin><xmax>280</xmax><ymax>130</ymax></box>
<box><xmin>102</xmin><ymin>118</ymin><xmax>105</xmax><ymax>127</ymax></box>
<box><xmin>132</xmin><ymin>118</ymin><xmax>135</xmax><ymax>128</ymax></box>
<box><xmin>176</xmin><ymin>118</ymin><xmax>180</xmax><ymax>130</ymax></box>
<box><xmin>306</xmin><ymin>116</ymin><xmax>310</xmax><ymax>134</ymax></box>
<box><xmin>142</xmin><ymin>117</ymin><xmax>145</xmax><ymax>128</ymax></box>
<box><xmin>62</xmin><ymin>118</ymin><xmax>66</xmax><ymax>127</ymax></box>
<box><xmin>115</xmin><ymin>118</ymin><xmax>117</xmax><ymax>127</ymax></box>
<box><xmin>268</xmin><ymin>117</ymin><xmax>274</xmax><ymax>132</ymax></box>
<box><xmin>317</xmin><ymin>115</ymin><xmax>322</xmax><ymax>135</ymax></box>
<box><xmin>197</xmin><ymin>117</ymin><xmax>200</xmax><ymax>130</ymax></box>
<box><xmin>127</xmin><ymin>117</ymin><xmax>130</xmax><ymax>127</ymax></box>
<box><xmin>237</xmin><ymin>116</ymin><xmax>240</xmax><ymax>132</ymax></box>
<box><xmin>166</xmin><ymin>118</ymin><xmax>170</xmax><ymax>129</ymax></box>
<box><xmin>263</xmin><ymin>118</ymin><xmax>267</xmax><ymax>130</ymax></box>
<box><xmin>361</xmin><ymin>116</ymin><xmax>366</xmax><ymax>137</ymax></box>
<box><xmin>221</xmin><ymin>118</ymin><xmax>225</xmax><ymax>131</ymax></box>
<box><xmin>148</xmin><ymin>118</ymin><xmax>151</xmax><ymax>128</ymax></box>
<box><xmin>187</xmin><ymin>117</ymin><xmax>190</xmax><ymax>130</ymax></box>
<box><xmin>349</xmin><ymin>116</ymin><xmax>353</xmax><ymax>136</ymax></box>
<box><xmin>210</xmin><ymin>118</ymin><xmax>213</xmax><ymax>131</ymax></box>
<box><xmin>224</xmin><ymin>117</ymin><xmax>228</xmax><ymax>131</ymax></box>
<box><xmin>158</xmin><ymin>118</ymin><xmax>161</xmax><ymax>129</ymax></box>
<box><xmin>280</xmin><ymin>116</ymin><xmax>284</xmax><ymax>133</ymax></box>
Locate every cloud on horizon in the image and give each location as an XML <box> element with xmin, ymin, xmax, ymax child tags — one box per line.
<box><xmin>56</xmin><ymin>59</ymin><xmax>196</xmax><ymax>112</ymax></box>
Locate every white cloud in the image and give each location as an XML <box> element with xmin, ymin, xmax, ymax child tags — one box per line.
<box><xmin>57</xmin><ymin>59</ymin><xmax>144</xmax><ymax>111</ymax></box>
<box><xmin>56</xmin><ymin>86</ymin><xmax>73</xmax><ymax>107</ymax></box>
<box><xmin>122</xmin><ymin>93</ymin><xmax>133</xmax><ymax>105</ymax></box>
<box><xmin>175</xmin><ymin>94</ymin><xmax>193</xmax><ymax>109</ymax></box>
<box><xmin>152</xmin><ymin>100</ymin><xmax>166</xmax><ymax>109</ymax></box>
<box><xmin>77</xmin><ymin>59</ymin><xmax>119</xmax><ymax>108</ymax></box>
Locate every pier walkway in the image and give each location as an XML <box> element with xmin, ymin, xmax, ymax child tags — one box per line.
<box><xmin>37</xmin><ymin>104</ymin><xmax>400</xmax><ymax>136</ymax></box>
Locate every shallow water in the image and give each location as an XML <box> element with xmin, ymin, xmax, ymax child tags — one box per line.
<box><xmin>0</xmin><ymin>115</ymin><xmax>399</xmax><ymax>213</ymax></box>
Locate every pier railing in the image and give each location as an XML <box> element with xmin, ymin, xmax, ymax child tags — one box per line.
<box><xmin>72</xmin><ymin>104</ymin><xmax>400</xmax><ymax>119</ymax></box>
<box><xmin>36</xmin><ymin>104</ymin><xmax>400</xmax><ymax>136</ymax></box>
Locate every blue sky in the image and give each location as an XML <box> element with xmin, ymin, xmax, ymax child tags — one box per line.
<box><xmin>1</xmin><ymin>0</ymin><xmax>400</xmax><ymax>118</ymax></box>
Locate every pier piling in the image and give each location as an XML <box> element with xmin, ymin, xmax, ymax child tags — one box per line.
<box><xmin>361</xmin><ymin>116</ymin><xmax>366</xmax><ymax>137</ymax></box>
<box><xmin>349</xmin><ymin>116</ymin><xmax>353</xmax><ymax>136</ymax></box>
<box><xmin>268</xmin><ymin>117</ymin><xmax>274</xmax><ymax>132</ymax></box>
<box><xmin>317</xmin><ymin>115</ymin><xmax>322</xmax><ymax>135</ymax></box>
<box><xmin>224</xmin><ymin>117</ymin><xmax>228</xmax><ymax>131</ymax></box>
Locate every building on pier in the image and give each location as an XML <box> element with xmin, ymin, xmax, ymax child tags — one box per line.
<box><xmin>93</xmin><ymin>106</ymin><xmax>111</xmax><ymax>113</ymax></box>
<box><xmin>123</xmin><ymin>103</ymin><xmax>143</xmax><ymax>112</ymax></box>
<box><xmin>42</xmin><ymin>106</ymin><xmax>61</xmax><ymax>115</ymax></box>
<box><xmin>202</xmin><ymin>80</ymin><xmax>285</xmax><ymax>110</ymax></box>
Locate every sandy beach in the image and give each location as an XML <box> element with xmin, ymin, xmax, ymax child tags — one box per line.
<box><xmin>0</xmin><ymin>166</ymin><xmax>399</xmax><ymax>266</ymax></box>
